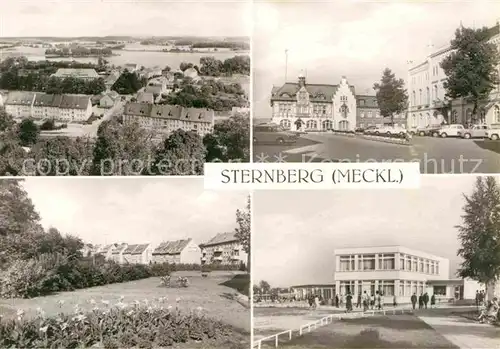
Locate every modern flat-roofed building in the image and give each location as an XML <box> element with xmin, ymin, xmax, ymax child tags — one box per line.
<box><xmin>334</xmin><ymin>245</ymin><xmax>449</xmax><ymax>304</ymax></box>
<box><xmin>291</xmin><ymin>284</ymin><xmax>336</xmax><ymax>302</ymax></box>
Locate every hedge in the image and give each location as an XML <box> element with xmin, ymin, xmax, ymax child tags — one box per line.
<box><xmin>0</xmin><ymin>253</ymin><xmax>247</xmax><ymax>299</ymax></box>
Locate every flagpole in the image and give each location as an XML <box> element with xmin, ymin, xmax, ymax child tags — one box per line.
<box><xmin>285</xmin><ymin>49</ymin><xmax>288</xmax><ymax>83</ymax></box>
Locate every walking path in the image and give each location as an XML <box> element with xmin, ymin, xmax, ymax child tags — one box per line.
<box><xmin>419</xmin><ymin>315</ymin><xmax>500</xmax><ymax>349</ymax></box>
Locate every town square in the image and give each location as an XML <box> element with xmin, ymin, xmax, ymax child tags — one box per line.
<box><xmin>253</xmin><ymin>1</ymin><xmax>500</xmax><ymax>173</ymax></box>
<box><xmin>252</xmin><ymin>175</ymin><xmax>500</xmax><ymax>348</ymax></box>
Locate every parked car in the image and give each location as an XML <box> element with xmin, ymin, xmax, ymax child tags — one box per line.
<box><xmin>486</xmin><ymin>124</ymin><xmax>500</xmax><ymax>140</ymax></box>
<box><xmin>414</xmin><ymin>125</ymin><xmax>442</xmax><ymax>137</ymax></box>
<box><xmin>458</xmin><ymin>125</ymin><xmax>488</xmax><ymax>139</ymax></box>
<box><xmin>370</xmin><ymin>125</ymin><xmax>407</xmax><ymax>136</ymax></box>
<box><xmin>438</xmin><ymin>124</ymin><xmax>465</xmax><ymax>138</ymax></box>
<box><xmin>363</xmin><ymin>126</ymin><xmax>378</xmax><ymax>135</ymax></box>
<box><xmin>253</xmin><ymin>123</ymin><xmax>300</xmax><ymax>144</ymax></box>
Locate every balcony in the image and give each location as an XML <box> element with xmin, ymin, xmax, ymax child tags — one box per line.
<box><xmin>214</xmin><ymin>247</ymin><xmax>223</xmax><ymax>253</ymax></box>
<box><xmin>230</xmin><ymin>255</ymin><xmax>240</xmax><ymax>260</ymax></box>
<box><xmin>213</xmin><ymin>256</ymin><xmax>223</xmax><ymax>261</ymax></box>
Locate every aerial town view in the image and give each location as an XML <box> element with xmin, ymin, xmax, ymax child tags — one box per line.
<box><xmin>0</xmin><ymin>0</ymin><xmax>250</xmax><ymax>175</ymax></box>
<box><xmin>252</xmin><ymin>176</ymin><xmax>500</xmax><ymax>348</ymax></box>
<box><xmin>252</xmin><ymin>1</ymin><xmax>500</xmax><ymax>174</ymax></box>
<box><xmin>0</xmin><ymin>177</ymin><xmax>251</xmax><ymax>348</ymax></box>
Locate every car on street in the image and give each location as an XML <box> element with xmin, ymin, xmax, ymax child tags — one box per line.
<box><xmin>253</xmin><ymin>123</ymin><xmax>300</xmax><ymax>144</ymax></box>
<box><xmin>438</xmin><ymin>124</ymin><xmax>465</xmax><ymax>138</ymax></box>
<box><xmin>362</xmin><ymin>126</ymin><xmax>378</xmax><ymax>134</ymax></box>
<box><xmin>367</xmin><ymin>125</ymin><xmax>407</xmax><ymax>136</ymax></box>
<box><xmin>412</xmin><ymin>125</ymin><xmax>442</xmax><ymax>137</ymax></box>
<box><xmin>457</xmin><ymin>125</ymin><xmax>489</xmax><ymax>139</ymax></box>
<box><xmin>486</xmin><ymin>124</ymin><xmax>500</xmax><ymax>140</ymax></box>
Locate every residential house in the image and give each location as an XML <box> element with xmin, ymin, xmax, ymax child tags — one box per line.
<box><xmin>32</xmin><ymin>93</ymin><xmax>60</xmax><ymax>120</ymax></box>
<box><xmin>95</xmin><ymin>244</ymin><xmax>117</xmax><ymax>260</ymax></box>
<box><xmin>152</xmin><ymin>239</ymin><xmax>201</xmax><ymax>264</ymax></box>
<box><xmin>200</xmin><ymin>232</ymin><xmax>247</xmax><ymax>266</ymax></box>
<box><xmin>52</xmin><ymin>68</ymin><xmax>99</xmax><ymax>81</ymax></box>
<box><xmin>183</xmin><ymin>67</ymin><xmax>199</xmax><ymax>81</ymax></box>
<box><xmin>104</xmin><ymin>71</ymin><xmax>120</xmax><ymax>90</ymax></box>
<box><xmin>110</xmin><ymin>243</ymin><xmax>128</xmax><ymax>264</ymax></box>
<box><xmin>138</xmin><ymin>67</ymin><xmax>162</xmax><ymax>80</ymax></box>
<box><xmin>58</xmin><ymin>95</ymin><xmax>93</xmax><ymax>122</ymax></box>
<box><xmin>122</xmin><ymin>243</ymin><xmax>153</xmax><ymax>264</ymax></box>
<box><xmin>123</xmin><ymin>63</ymin><xmax>139</xmax><ymax>72</ymax></box>
<box><xmin>80</xmin><ymin>244</ymin><xmax>94</xmax><ymax>258</ymax></box>
<box><xmin>123</xmin><ymin>102</ymin><xmax>214</xmax><ymax>138</ymax></box>
<box><xmin>137</xmin><ymin>92</ymin><xmax>154</xmax><ymax>104</ymax></box>
<box><xmin>4</xmin><ymin>91</ymin><xmax>36</xmax><ymax>119</ymax></box>
<box><xmin>99</xmin><ymin>91</ymin><xmax>120</xmax><ymax>108</ymax></box>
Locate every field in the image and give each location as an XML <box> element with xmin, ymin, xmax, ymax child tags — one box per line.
<box><xmin>0</xmin><ymin>271</ymin><xmax>250</xmax><ymax>348</ymax></box>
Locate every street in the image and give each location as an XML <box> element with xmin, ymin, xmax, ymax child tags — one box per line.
<box><xmin>253</xmin><ymin>133</ymin><xmax>500</xmax><ymax>174</ymax></box>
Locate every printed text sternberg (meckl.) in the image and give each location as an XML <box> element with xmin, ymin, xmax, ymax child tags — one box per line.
<box><xmin>219</xmin><ymin>168</ymin><xmax>402</xmax><ymax>185</ymax></box>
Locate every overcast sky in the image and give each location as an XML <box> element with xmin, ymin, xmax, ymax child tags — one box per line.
<box><xmin>253</xmin><ymin>175</ymin><xmax>487</xmax><ymax>288</ymax></box>
<box><xmin>21</xmin><ymin>178</ymin><xmax>247</xmax><ymax>246</ymax></box>
<box><xmin>0</xmin><ymin>0</ymin><xmax>251</xmax><ymax>37</ymax></box>
<box><xmin>253</xmin><ymin>1</ymin><xmax>500</xmax><ymax>118</ymax></box>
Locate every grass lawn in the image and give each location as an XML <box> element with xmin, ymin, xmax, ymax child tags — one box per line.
<box><xmin>0</xmin><ymin>271</ymin><xmax>250</xmax><ymax>348</ymax></box>
<box><xmin>260</xmin><ymin>315</ymin><xmax>458</xmax><ymax>349</ymax></box>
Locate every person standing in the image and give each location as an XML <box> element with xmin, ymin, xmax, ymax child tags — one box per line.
<box><xmin>411</xmin><ymin>293</ymin><xmax>417</xmax><ymax>310</ymax></box>
<box><xmin>314</xmin><ymin>294</ymin><xmax>320</xmax><ymax>309</ymax></box>
<box><xmin>393</xmin><ymin>295</ymin><xmax>397</xmax><ymax>307</ymax></box>
<box><xmin>423</xmin><ymin>292</ymin><xmax>429</xmax><ymax>309</ymax></box>
<box><xmin>475</xmin><ymin>290</ymin><xmax>480</xmax><ymax>308</ymax></box>
<box><xmin>430</xmin><ymin>294</ymin><xmax>436</xmax><ymax>309</ymax></box>
<box><xmin>335</xmin><ymin>294</ymin><xmax>339</xmax><ymax>308</ymax></box>
<box><xmin>362</xmin><ymin>291</ymin><xmax>369</xmax><ymax>312</ymax></box>
<box><xmin>370</xmin><ymin>293</ymin><xmax>375</xmax><ymax>310</ymax></box>
<box><xmin>376</xmin><ymin>291</ymin><xmax>382</xmax><ymax>310</ymax></box>
<box><xmin>346</xmin><ymin>292</ymin><xmax>353</xmax><ymax>313</ymax></box>
<box><xmin>418</xmin><ymin>294</ymin><xmax>424</xmax><ymax>309</ymax></box>
<box><xmin>356</xmin><ymin>293</ymin><xmax>362</xmax><ymax>308</ymax></box>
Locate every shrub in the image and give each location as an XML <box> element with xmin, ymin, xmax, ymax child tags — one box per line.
<box><xmin>0</xmin><ymin>300</ymin><xmax>239</xmax><ymax>348</ymax></box>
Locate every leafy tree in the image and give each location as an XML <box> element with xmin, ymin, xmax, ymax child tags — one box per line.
<box><xmin>152</xmin><ymin>129</ymin><xmax>206</xmax><ymax>175</ymax></box>
<box><xmin>179</xmin><ymin>62</ymin><xmax>194</xmax><ymax>72</ymax></box>
<box><xmin>259</xmin><ymin>280</ymin><xmax>271</xmax><ymax>294</ymax></box>
<box><xmin>111</xmin><ymin>70</ymin><xmax>145</xmax><ymax>94</ymax></box>
<box><xmin>456</xmin><ymin>176</ymin><xmax>500</xmax><ymax>300</ymax></box>
<box><xmin>235</xmin><ymin>196</ymin><xmax>251</xmax><ymax>273</ymax></box>
<box><xmin>0</xmin><ymin>179</ymin><xmax>44</xmax><ymax>267</ymax></box>
<box><xmin>373</xmin><ymin>68</ymin><xmax>408</xmax><ymax>125</ymax></box>
<box><xmin>204</xmin><ymin>114</ymin><xmax>249</xmax><ymax>162</ymax></box>
<box><xmin>29</xmin><ymin>136</ymin><xmax>94</xmax><ymax>176</ymax></box>
<box><xmin>199</xmin><ymin>56</ymin><xmax>224</xmax><ymax>76</ymax></box>
<box><xmin>0</xmin><ymin>107</ymin><xmax>16</xmax><ymax>132</ymax></box>
<box><xmin>18</xmin><ymin>119</ymin><xmax>39</xmax><ymax>147</ymax></box>
<box><xmin>91</xmin><ymin>120</ymin><xmax>154</xmax><ymax>175</ymax></box>
<box><xmin>441</xmin><ymin>26</ymin><xmax>500</xmax><ymax>123</ymax></box>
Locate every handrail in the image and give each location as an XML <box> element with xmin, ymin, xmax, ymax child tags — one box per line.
<box><xmin>252</xmin><ymin>308</ymin><xmax>411</xmax><ymax>348</ymax></box>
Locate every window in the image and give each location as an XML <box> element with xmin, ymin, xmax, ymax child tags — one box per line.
<box><xmin>434</xmin><ymin>85</ymin><xmax>438</xmax><ymax>100</ymax></box>
<box><xmin>340</xmin><ymin>96</ymin><xmax>348</xmax><ymax>102</ymax></box>
<box><xmin>425</xmin><ymin>260</ymin><xmax>430</xmax><ymax>273</ymax></box>
<box><xmin>436</xmin><ymin>263</ymin><xmax>439</xmax><ymax>275</ymax></box>
<box><xmin>419</xmin><ymin>89</ymin><xmax>422</xmax><ymax>105</ymax></box>
<box><xmin>380</xmin><ymin>280</ymin><xmax>395</xmax><ymax>296</ymax></box>
<box><xmin>412</xmin><ymin>91</ymin><xmax>416</xmax><ymax>106</ymax></box>
<box><xmin>339</xmin><ymin>255</ymin><xmax>355</xmax><ymax>271</ymax></box>
<box><xmin>426</xmin><ymin>87</ymin><xmax>430</xmax><ymax>104</ymax></box>
<box><xmin>378</xmin><ymin>254</ymin><xmax>395</xmax><ymax>270</ymax></box>
<box><xmin>400</xmin><ymin>255</ymin><xmax>406</xmax><ymax>270</ymax></box>
<box><xmin>495</xmin><ymin>105</ymin><xmax>500</xmax><ymax>123</ymax></box>
<box><xmin>419</xmin><ymin>259</ymin><xmax>424</xmax><ymax>272</ymax></box>
<box><xmin>433</xmin><ymin>286</ymin><xmax>446</xmax><ymax>296</ymax></box>
<box><xmin>358</xmin><ymin>254</ymin><xmax>375</xmax><ymax>271</ymax></box>
<box><xmin>340</xmin><ymin>281</ymin><xmax>355</xmax><ymax>295</ymax></box>
<box><xmin>368</xmin><ymin>111</ymin><xmax>372</xmax><ymax>118</ymax></box>
<box><xmin>451</xmin><ymin>110</ymin><xmax>458</xmax><ymax>124</ymax></box>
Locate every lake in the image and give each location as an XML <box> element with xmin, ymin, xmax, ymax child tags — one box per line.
<box><xmin>1</xmin><ymin>45</ymin><xmax>249</xmax><ymax>69</ymax></box>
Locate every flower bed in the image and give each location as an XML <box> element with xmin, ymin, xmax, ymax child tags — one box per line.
<box><xmin>0</xmin><ymin>297</ymin><xmax>245</xmax><ymax>348</ymax></box>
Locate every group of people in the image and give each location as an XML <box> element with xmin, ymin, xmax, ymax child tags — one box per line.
<box><xmin>410</xmin><ymin>292</ymin><xmax>435</xmax><ymax>309</ymax></box>
<box><xmin>475</xmin><ymin>290</ymin><xmax>499</xmax><ymax>324</ymax></box>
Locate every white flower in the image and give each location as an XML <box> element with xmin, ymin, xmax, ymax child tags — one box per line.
<box><xmin>196</xmin><ymin>306</ymin><xmax>203</xmax><ymax>312</ymax></box>
<box><xmin>39</xmin><ymin>326</ymin><xmax>49</xmax><ymax>333</ymax></box>
<box><xmin>176</xmin><ymin>297</ymin><xmax>181</xmax><ymax>303</ymax></box>
<box><xmin>89</xmin><ymin>299</ymin><xmax>96</xmax><ymax>305</ymax></box>
<box><xmin>167</xmin><ymin>305</ymin><xmax>173</xmax><ymax>310</ymax></box>
<box><xmin>61</xmin><ymin>323</ymin><xmax>68</xmax><ymax>331</ymax></box>
<box><xmin>57</xmin><ymin>300</ymin><xmax>65</xmax><ymax>306</ymax></box>
<box><xmin>101</xmin><ymin>300</ymin><xmax>110</xmax><ymax>306</ymax></box>
<box><xmin>16</xmin><ymin>309</ymin><xmax>25</xmax><ymax>317</ymax></box>
<box><xmin>126</xmin><ymin>310</ymin><xmax>134</xmax><ymax>316</ymax></box>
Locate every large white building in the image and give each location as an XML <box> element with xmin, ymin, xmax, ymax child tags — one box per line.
<box><xmin>151</xmin><ymin>239</ymin><xmax>201</xmax><ymax>264</ymax></box>
<box><xmin>201</xmin><ymin>232</ymin><xmax>247</xmax><ymax>266</ymax></box>
<box><xmin>270</xmin><ymin>75</ymin><xmax>357</xmax><ymax>132</ymax></box>
<box><xmin>123</xmin><ymin>103</ymin><xmax>214</xmax><ymax>138</ymax></box>
<box><xmin>334</xmin><ymin>246</ymin><xmax>450</xmax><ymax>304</ymax></box>
<box><xmin>5</xmin><ymin>91</ymin><xmax>92</xmax><ymax>122</ymax></box>
<box><xmin>52</xmin><ymin>68</ymin><xmax>99</xmax><ymax>81</ymax></box>
<box><xmin>407</xmin><ymin>22</ymin><xmax>500</xmax><ymax>129</ymax></box>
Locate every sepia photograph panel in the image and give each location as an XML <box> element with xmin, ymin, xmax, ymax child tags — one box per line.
<box><xmin>0</xmin><ymin>178</ymin><xmax>250</xmax><ymax>348</ymax></box>
<box><xmin>0</xmin><ymin>0</ymin><xmax>250</xmax><ymax>176</ymax></box>
<box><xmin>252</xmin><ymin>177</ymin><xmax>500</xmax><ymax>348</ymax></box>
<box><xmin>253</xmin><ymin>1</ymin><xmax>500</xmax><ymax>174</ymax></box>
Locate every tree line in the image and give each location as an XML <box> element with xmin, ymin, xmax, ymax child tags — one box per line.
<box><xmin>0</xmin><ymin>108</ymin><xmax>249</xmax><ymax>176</ymax></box>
